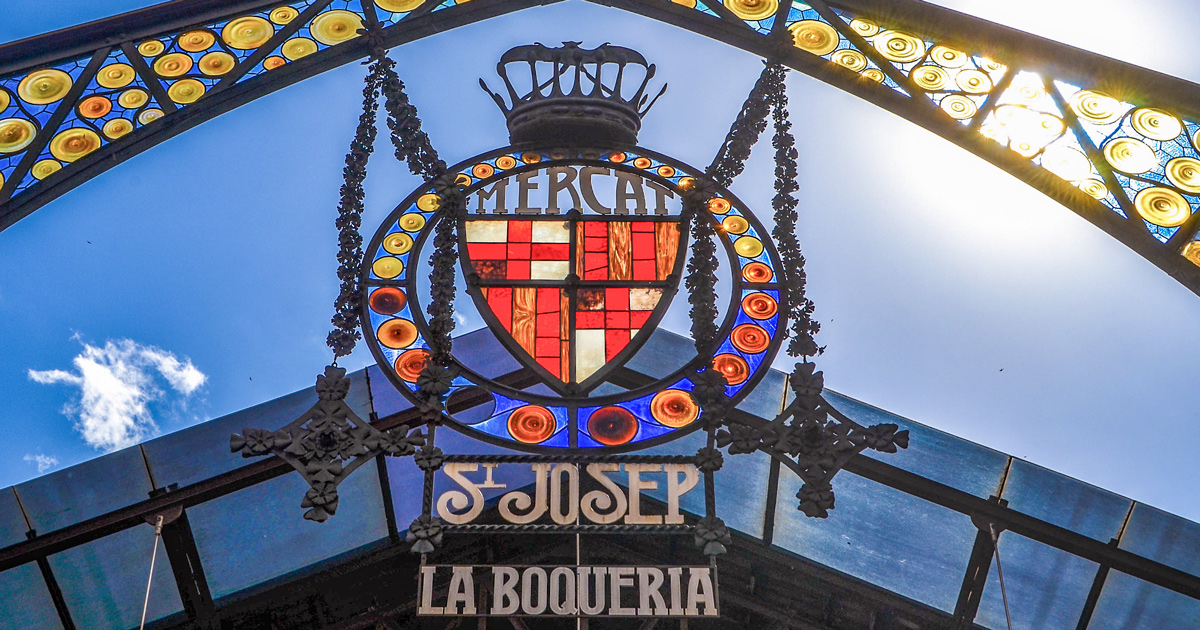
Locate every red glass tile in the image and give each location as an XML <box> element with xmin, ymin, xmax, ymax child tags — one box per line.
<box><xmin>509</xmin><ymin>221</ymin><xmax>532</xmax><ymax>242</ymax></box>
<box><xmin>584</xmin><ymin>221</ymin><xmax>607</xmax><ymax>237</ymax></box>
<box><xmin>576</xmin><ymin>311</ymin><xmax>605</xmax><ymax>328</ymax></box>
<box><xmin>537</xmin><ymin>312</ymin><xmax>559</xmax><ymax>331</ymax></box>
<box><xmin>632</xmin><ymin>233</ymin><xmax>655</xmax><ymax>258</ymax></box>
<box><xmin>632</xmin><ymin>260</ymin><xmax>656</xmax><ymax>281</ymax></box>
<box><xmin>631</xmin><ymin>310</ymin><xmax>654</xmax><ymax>328</ymax></box>
<box><xmin>488</xmin><ymin>287</ymin><xmax>512</xmax><ymax>329</ymax></box>
<box><xmin>537</xmin><ymin>357</ymin><xmax>561</xmax><ymax>376</ymax></box>
<box><xmin>605</xmin><ymin>288</ymin><xmax>629</xmax><ymax>310</ymax></box>
<box><xmin>535</xmin><ymin>337</ymin><xmax>559</xmax><ymax>357</ymax></box>
<box><xmin>532</xmin><ymin>243</ymin><xmax>570</xmax><ymax>260</ymax></box>
<box><xmin>467</xmin><ymin>243</ymin><xmax>507</xmax><ymax>260</ymax></box>
<box><xmin>605</xmin><ymin>311</ymin><xmax>630</xmax><ymax>329</ymax></box>
<box><xmin>537</xmin><ymin>288</ymin><xmax>560</xmax><ymax>311</ymax></box>
<box><xmin>605</xmin><ymin>329</ymin><xmax>630</xmax><ymax>361</ymax></box>
<box><xmin>632</xmin><ymin>222</ymin><xmax>654</xmax><ymax>233</ymax></box>
<box><xmin>506</xmin><ymin>260</ymin><xmax>530</xmax><ymax>280</ymax></box>
<box><xmin>585</xmin><ymin>236</ymin><xmax>607</xmax><ymax>252</ymax></box>
<box><xmin>507</xmin><ymin>242</ymin><xmax>531</xmax><ymax>260</ymax></box>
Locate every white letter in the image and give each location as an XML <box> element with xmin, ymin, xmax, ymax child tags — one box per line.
<box><xmin>492</xmin><ymin>567</ymin><xmax>520</xmax><ymax>615</ymax></box>
<box><xmin>437</xmin><ymin>463</ymin><xmax>486</xmax><ymax>525</ymax></box>
<box><xmin>516</xmin><ymin>170</ymin><xmax>541</xmax><ymax>214</ymax></box>
<box><xmin>664</xmin><ymin>464</ymin><xmax>700</xmax><ymax>525</ymax></box>
<box><xmin>624</xmin><ymin>463</ymin><xmax>662</xmax><ymax>525</ymax></box>
<box><xmin>580</xmin><ymin>167</ymin><xmax>612</xmax><ymax>214</ymax></box>
<box><xmin>685</xmin><ymin>568</ymin><xmax>717</xmax><ymax>616</ymax></box>
<box><xmin>546</xmin><ymin>166</ymin><xmax>581</xmax><ymax>214</ymax></box>
<box><xmin>645</xmin><ymin>179</ymin><xmax>675</xmax><ymax>215</ymax></box>
<box><xmin>637</xmin><ymin>567</ymin><xmax>668</xmax><ymax>616</ymax></box>
<box><xmin>577</xmin><ymin>567</ymin><xmax>606</xmax><ymax>615</ymax></box>
<box><xmin>549</xmin><ymin>567</ymin><xmax>578</xmax><ymax>614</ymax></box>
<box><xmin>521</xmin><ymin>567</ymin><xmax>548</xmax><ymax>614</ymax></box>
<box><xmin>499</xmin><ymin>463</ymin><xmax>550</xmax><ymax>523</ymax></box>
<box><xmin>582</xmin><ymin>463</ymin><xmax>627</xmax><ymax>524</ymax></box>
<box><xmin>418</xmin><ymin>565</ymin><xmax>444</xmax><ymax>615</ymax></box>
<box><xmin>550</xmin><ymin>463</ymin><xmax>579</xmax><ymax>525</ymax></box>
<box><xmin>609</xmin><ymin>567</ymin><xmax>636</xmax><ymax>615</ymax></box>
<box><xmin>446</xmin><ymin>566</ymin><xmax>476</xmax><ymax>614</ymax></box>
<box><xmin>615</xmin><ymin>171</ymin><xmax>647</xmax><ymax>215</ymax></box>
<box><xmin>667</xmin><ymin>567</ymin><xmax>684</xmax><ymax>615</ymax></box>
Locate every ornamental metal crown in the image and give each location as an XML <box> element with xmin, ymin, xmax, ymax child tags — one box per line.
<box><xmin>480</xmin><ymin>42</ymin><xmax>667</xmax><ymax>146</ymax></box>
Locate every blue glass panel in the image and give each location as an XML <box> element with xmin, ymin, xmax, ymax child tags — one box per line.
<box><xmin>368</xmin><ymin>363</ymin><xmax>414</xmax><ymax>418</ymax></box>
<box><xmin>626</xmin><ymin>329</ymin><xmax>694</xmax><ymax>379</ymax></box>
<box><xmin>1118</xmin><ymin>503</ymin><xmax>1200</xmax><ymax>578</ymax></box>
<box><xmin>0</xmin><ymin>563</ymin><xmax>63</xmax><ymax>629</ymax></box>
<box><xmin>50</xmin><ymin>525</ymin><xmax>184</xmax><ymax>629</ymax></box>
<box><xmin>0</xmin><ymin>487</ymin><xmax>30</xmax><ymax>548</ymax></box>
<box><xmin>1087</xmin><ymin>571</ymin><xmax>1200</xmax><ymax>630</ymax></box>
<box><xmin>188</xmin><ymin>461</ymin><xmax>387</xmax><ymax>599</ymax></box>
<box><xmin>975</xmin><ymin>533</ymin><xmax>1097</xmax><ymax>630</ymax></box>
<box><xmin>16</xmin><ymin>446</ymin><xmax>152</xmax><ymax>532</ymax></box>
<box><xmin>1001</xmin><ymin>460</ymin><xmax>1131</xmax><ymax>542</ymax></box>
<box><xmin>772</xmin><ymin>469</ymin><xmax>975</xmax><ymax>612</ymax></box>
<box><xmin>455</xmin><ymin>327</ymin><xmax>523</xmax><ymax>379</ymax></box>
<box><xmin>824</xmin><ymin>390</ymin><xmax>1009</xmax><ymax>499</ymax></box>
<box><xmin>734</xmin><ymin>365</ymin><xmax>786</xmax><ymax>420</ymax></box>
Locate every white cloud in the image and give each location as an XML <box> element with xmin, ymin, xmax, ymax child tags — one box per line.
<box><xmin>23</xmin><ymin>453</ymin><xmax>58</xmax><ymax>473</ymax></box>
<box><xmin>29</xmin><ymin>339</ymin><xmax>208</xmax><ymax>452</ymax></box>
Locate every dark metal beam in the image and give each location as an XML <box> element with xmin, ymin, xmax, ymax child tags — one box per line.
<box><xmin>27</xmin><ymin>531</ymin><xmax>77</xmax><ymax>630</ymax></box>
<box><xmin>158</xmin><ymin>509</ymin><xmax>218</xmax><ymax>626</ymax></box>
<box><xmin>951</xmin><ymin>527</ymin><xmax>995</xmax><ymax>629</ymax></box>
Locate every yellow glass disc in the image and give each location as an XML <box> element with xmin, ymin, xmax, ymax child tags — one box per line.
<box><xmin>137</xmin><ymin>40</ymin><xmax>166</xmax><ymax>56</ymax></box>
<box><xmin>472</xmin><ymin>163</ymin><xmax>495</xmax><ymax>178</ymax></box>
<box><xmin>633</xmin><ymin>157</ymin><xmax>653</xmax><ymax>169</ymax></box>
<box><xmin>416</xmin><ymin>193</ymin><xmax>441</xmax><ymax>212</ymax></box>
<box><xmin>1130</xmin><ymin>108</ymin><xmax>1182</xmax><ymax>141</ymax></box>
<box><xmin>707</xmin><ymin>197</ymin><xmax>731</xmax><ymax>214</ymax></box>
<box><xmin>1103</xmin><ymin>137</ymin><xmax>1157</xmax><ymax>174</ymax></box>
<box><xmin>223</xmin><ymin>16</ymin><xmax>274</xmax><ymax>49</ymax></box>
<box><xmin>650</xmin><ymin>390</ymin><xmax>699</xmax><ymax>428</ymax></box>
<box><xmin>31</xmin><ymin>159</ymin><xmax>61</xmax><ymax>180</ymax></box>
<box><xmin>862</xmin><ymin>68</ymin><xmax>885</xmax><ymax>83</ymax></box>
<box><xmin>1077</xmin><ymin>179</ymin><xmax>1108</xmax><ymax>200</ymax></box>
<box><xmin>831</xmin><ymin>49</ymin><xmax>867</xmax><ymax>72</ymax></box>
<box><xmin>118</xmin><ymin>89</ymin><xmax>149</xmax><ymax>109</ymax></box>
<box><xmin>941</xmin><ymin>94</ymin><xmax>977</xmax><ymax>120</ymax></box>
<box><xmin>848</xmin><ymin>18</ymin><xmax>879</xmax><ymax>37</ymax></box>
<box><xmin>454</xmin><ymin>173</ymin><xmax>471</xmax><ymax>187</ymax></box>
<box><xmin>263</xmin><ymin>56</ymin><xmax>287</xmax><ymax>71</ymax></box>
<box><xmin>383</xmin><ymin>232</ymin><xmax>413</xmax><ymax>254</ymax></box>
<box><xmin>138</xmin><ymin>108</ymin><xmax>164</xmax><ymax>124</ymax></box>
<box><xmin>1134</xmin><ymin>186</ymin><xmax>1190</xmax><ymax>227</ymax></box>
<box><xmin>269</xmin><ymin>6</ymin><xmax>300</xmax><ymax>24</ymax></box>
<box><xmin>874</xmin><ymin>31</ymin><xmax>926</xmax><ymax>63</ymax></box>
<box><xmin>1040</xmin><ymin>146</ymin><xmax>1091</xmax><ymax>182</ymax></box>
<box><xmin>179</xmin><ymin>30</ymin><xmax>216</xmax><ymax>52</ymax></box>
<box><xmin>912</xmin><ymin>65</ymin><xmax>949</xmax><ymax>91</ymax></box>
<box><xmin>0</xmin><ymin>118</ymin><xmax>37</xmax><ymax>153</ymax></box>
<box><xmin>399</xmin><ymin>213</ymin><xmax>426</xmax><ymax>232</ymax></box>
<box><xmin>724</xmin><ymin>0</ymin><xmax>777</xmax><ymax>21</ymax></box>
<box><xmin>1166</xmin><ymin>157</ymin><xmax>1200</xmax><ymax>194</ymax></box>
<box><xmin>78</xmin><ymin>95</ymin><xmax>112</xmax><ymax>119</ymax></box>
<box><xmin>282</xmin><ymin>37</ymin><xmax>318</xmax><ymax>61</ymax></box>
<box><xmin>377</xmin><ymin>0</ymin><xmax>425</xmax><ymax>11</ymax></box>
<box><xmin>372</xmin><ymin>256</ymin><xmax>404</xmax><ymax>279</ymax></box>
<box><xmin>657</xmin><ymin>165</ymin><xmax>676</xmax><ymax>178</ymax></box>
<box><xmin>195</xmin><ymin>51</ymin><xmax>234</xmax><ymax>76</ymax></box>
<box><xmin>671</xmin><ymin>0</ymin><xmax>698</xmax><ymax>7</ymax></box>
<box><xmin>929</xmin><ymin>45</ymin><xmax>967</xmax><ymax>68</ymax></box>
<box><xmin>722</xmin><ymin>216</ymin><xmax>750</xmax><ymax>234</ymax></box>
<box><xmin>677</xmin><ymin>176</ymin><xmax>696</xmax><ymax>191</ymax></box>
<box><xmin>168</xmin><ymin>79</ymin><xmax>205</xmax><ymax>104</ymax></box>
<box><xmin>495</xmin><ymin>156</ymin><xmax>517</xmax><ymax>170</ymax></box>
<box><xmin>0</xmin><ymin>90</ymin><xmax>8</xmax><ymax>111</ymax></box>
<box><xmin>97</xmin><ymin>63</ymin><xmax>136</xmax><ymax>89</ymax></box>
<box><xmin>788</xmin><ymin>20</ymin><xmax>838</xmax><ymax>56</ymax></box>
<box><xmin>1068</xmin><ymin>89</ymin><xmax>1123</xmax><ymax>125</ymax></box>
<box><xmin>18</xmin><ymin>69</ymin><xmax>72</xmax><ymax>105</ymax></box>
<box><xmin>102</xmin><ymin>118</ymin><xmax>133</xmax><ymax>139</ymax></box>
<box><xmin>310</xmin><ymin>10</ymin><xmax>363</xmax><ymax>46</ymax></box>
<box><xmin>734</xmin><ymin>236</ymin><xmax>764</xmax><ymax>258</ymax></box>
<box><xmin>955</xmin><ymin>69</ymin><xmax>992</xmax><ymax>94</ymax></box>
<box><xmin>1183</xmin><ymin>242</ymin><xmax>1200</xmax><ymax>267</ymax></box>
<box><xmin>49</xmin><ymin>127</ymin><xmax>101</xmax><ymax>162</ymax></box>
<box><xmin>521</xmin><ymin>152</ymin><xmax>542</xmax><ymax>164</ymax></box>
<box><xmin>153</xmin><ymin>53</ymin><xmax>193</xmax><ymax>78</ymax></box>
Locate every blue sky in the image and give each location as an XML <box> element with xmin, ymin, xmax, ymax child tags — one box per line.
<box><xmin>2</xmin><ymin>0</ymin><xmax>1200</xmax><ymax>522</ymax></box>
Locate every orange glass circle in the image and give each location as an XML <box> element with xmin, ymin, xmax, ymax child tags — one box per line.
<box><xmin>521</xmin><ymin>152</ymin><xmax>542</xmax><ymax>164</ymax></box>
<box><xmin>78</xmin><ymin>96</ymin><xmax>112</xmax><ymax>119</ymax></box>
<box><xmin>394</xmin><ymin>349</ymin><xmax>430</xmax><ymax>382</ymax></box>
<box><xmin>495</xmin><ymin>155</ymin><xmax>517</xmax><ymax>169</ymax></box>
<box><xmin>741</xmin><ymin>292</ymin><xmax>778</xmax><ymax>320</ymax></box>
<box><xmin>369</xmin><ymin>287</ymin><xmax>407</xmax><ymax>315</ymax></box>
<box><xmin>713</xmin><ymin>354</ymin><xmax>750</xmax><ymax>385</ymax></box>
<box><xmin>742</xmin><ymin>262</ymin><xmax>773</xmax><ymax>283</ymax></box>
<box><xmin>650</xmin><ymin>390</ymin><xmax>699</xmax><ymax>428</ymax></box>
<box><xmin>508</xmin><ymin>406</ymin><xmax>557</xmax><ymax>444</ymax></box>
<box><xmin>263</xmin><ymin>56</ymin><xmax>287</xmax><ymax>71</ymax></box>
<box><xmin>678</xmin><ymin>176</ymin><xmax>696</xmax><ymax>191</ymax></box>
<box><xmin>378</xmin><ymin>318</ymin><xmax>418</xmax><ymax>349</ymax></box>
<box><xmin>707</xmin><ymin>197</ymin><xmax>731</xmax><ymax>214</ymax></box>
<box><xmin>633</xmin><ymin>157</ymin><xmax>652</xmax><ymax>169</ymax></box>
<box><xmin>609</xmin><ymin>152</ymin><xmax>627</xmax><ymax>163</ymax></box>
<box><xmin>657</xmin><ymin>165</ymin><xmax>676</xmax><ymax>178</ymax></box>
<box><xmin>731</xmin><ymin>324</ymin><xmax>770</xmax><ymax>354</ymax></box>
<box><xmin>454</xmin><ymin>173</ymin><xmax>472</xmax><ymax>187</ymax></box>
<box><xmin>588</xmin><ymin>407</ymin><xmax>638</xmax><ymax>446</ymax></box>
<box><xmin>472</xmin><ymin>163</ymin><xmax>495</xmax><ymax>178</ymax></box>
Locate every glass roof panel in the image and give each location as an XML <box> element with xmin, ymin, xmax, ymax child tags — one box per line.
<box><xmin>0</xmin><ymin>563</ymin><xmax>64</xmax><ymax>629</ymax></box>
<box><xmin>1087</xmin><ymin>570</ymin><xmax>1200</xmax><ymax>629</ymax></box>
<box><xmin>142</xmin><ymin>368</ymin><xmax>371</xmax><ymax>489</ymax></box>
<box><xmin>624</xmin><ymin>329</ymin><xmax>694</xmax><ymax>379</ymax></box>
<box><xmin>0</xmin><ymin>487</ymin><xmax>30</xmax><ymax>548</ymax></box>
<box><xmin>14</xmin><ymin>446</ymin><xmax>152</xmax><ymax>532</ymax></box>
<box><xmin>824</xmin><ymin>391</ymin><xmax>1010</xmax><ymax>499</ymax></box>
<box><xmin>1001</xmin><ymin>459</ymin><xmax>1131</xmax><ymax>542</ymax></box>
<box><xmin>975</xmin><ymin>532</ymin><xmax>1098</xmax><ymax>630</ymax></box>
<box><xmin>49</xmin><ymin>525</ymin><xmax>183</xmax><ymax>629</ymax></box>
<box><xmin>735</xmin><ymin>365</ymin><xmax>787</xmax><ymax>419</ymax></box>
<box><xmin>772</xmin><ymin>469</ymin><xmax>976</xmax><ymax>612</ymax></box>
<box><xmin>1117</xmin><ymin>503</ymin><xmax>1200</xmax><ymax>578</ymax></box>
<box><xmin>186</xmin><ymin>460</ymin><xmax>388</xmax><ymax>599</ymax></box>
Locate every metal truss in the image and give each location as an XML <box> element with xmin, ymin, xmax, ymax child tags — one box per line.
<box><xmin>0</xmin><ymin>0</ymin><xmax>1197</xmax><ymax>295</ymax></box>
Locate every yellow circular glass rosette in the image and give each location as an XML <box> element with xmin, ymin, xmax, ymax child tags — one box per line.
<box><xmin>495</xmin><ymin>155</ymin><xmax>517</xmax><ymax>170</ymax></box>
<box><xmin>118</xmin><ymin>89</ymin><xmax>149</xmax><ymax>109</ymax></box>
<box><xmin>848</xmin><ymin>18</ymin><xmax>879</xmax><ymax>37</ymax></box>
<box><xmin>657</xmin><ymin>165</ymin><xmax>676</xmax><ymax>178</ymax></box>
<box><xmin>1183</xmin><ymin>241</ymin><xmax>1200</xmax><ymax>267</ymax></box>
<box><xmin>650</xmin><ymin>390</ymin><xmax>699</xmax><ymax>428</ymax></box>
<box><xmin>929</xmin><ymin>45</ymin><xmax>967</xmax><ymax>68</ymax></box>
<box><xmin>137</xmin><ymin>40</ymin><xmax>166</xmax><ymax>57</ymax></box>
<box><xmin>310</xmin><ymin>10</ymin><xmax>363</xmax><ymax>46</ymax></box>
<box><xmin>383</xmin><ymin>232</ymin><xmax>413</xmax><ymax>254</ymax></box>
<box><xmin>31</xmin><ymin>159</ymin><xmax>61</xmax><ymax>180</ymax></box>
<box><xmin>1077</xmin><ymin>179</ymin><xmax>1108</xmax><ymax>200</ymax></box>
<box><xmin>0</xmin><ymin>118</ymin><xmax>37</xmax><ymax>153</ymax></box>
<box><xmin>179</xmin><ymin>30</ymin><xmax>216</xmax><ymax>52</ymax></box>
<box><xmin>521</xmin><ymin>152</ymin><xmax>542</xmax><ymax>164</ymax></box>
<box><xmin>282</xmin><ymin>38</ymin><xmax>318</xmax><ymax>61</ymax></box>
<box><xmin>724</xmin><ymin>0</ymin><xmax>777</xmax><ymax>21</ymax></box>
<box><xmin>911</xmin><ymin>65</ymin><xmax>949</xmax><ymax>91</ymax></box>
<box><xmin>377</xmin><ymin>0</ymin><xmax>425</xmax><ymax>11</ymax></box>
<box><xmin>18</xmin><ymin>69</ymin><xmax>72</xmax><ymax>105</ymax></box>
<box><xmin>372</xmin><ymin>256</ymin><xmax>404</xmax><ymax>279</ymax></box>
<box><xmin>1166</xmin><ymin>157</ymin><xmax>1200</xmax><ymax>194</ymax></box>
<box><xmin>222</xmin><ymin>16</ymin><xmax>274</xmax><ymax>49</ymax></box>
<box><xmin>97</xmin><ymin>63</ymin><xmax>136</xmax><ymax>89</ymax></box>
<box><xmin>633</xmin><ymin>156</ymin><xmax>653</xmax><ymax>169</ymax></box>
<box><xmin>955</xmin><ymin>69</ymin><xmax>991</xmax><ymax>94</ymax></box>
<box><xmin>78</xmin><ymin>96</ymin><xmax>112</xmax><ymax>119</ymax></box>
<box><xmin>1130</xmin><ymin>108</ymin><xmax>1183</xmax><ymax>142</ymax></box>
<box><xmin>398</xmin><ymin>213</ymin><xmax>426</xmax><ymax>232</ymax></box>
<box><xmin>263</xmin><ymin>56</ymin><xmax>287</xmax><ymax>71</ymax></box>
<box><xmin>707</xmin><ymin>197</ymin><xmax>731</xmax><ymax>214</ymax></box>
<box><xmin>1040</xmin><ymin>146</ymin><xmax>1091</xmax><ymax>182</ymax></box>
<box><xmin>198</xmin><ymin>51</ymin><xmax>236</xmax><ymax>76</ymax></box>
<box><xmin>1134</xmin><ymin>186</ymin><xmax>1190</xmax><ymax>227</ymax></box>
<box><xmin>138</xmin><ymin>108</ymin><xmax>164</xmax><ymax>124</ymax></box>
<box><xmin>1103</xmin><ymin>137</ymin><xmax>1158</xmax><ymax>174</ymax></box>
<box><xmin>671</xmin><ymin>0</ymin><xmax>698</xmax><ymax>6</ymax></box>
<box><xmin>861</xmin><ymin>68</ymin><xmax>885</xmax><ymax>83</ymax></box>
<box><xmin>269</xmin><ymin>6</ymin><xmax>300</xmax><ymax>24</ymax></box>
<box><xmin>1068</xmin><ymin>89</ymin><xmax>1123</xmax><ymax>125</ymax></box>
<box><xmin>830</xmin><ymin>49</ymin><xmax>867</xmax><ymax>73</ymax></box>
<box><xmin>0</xmin><ymin>90</ymin><xmax>8</xmax><ymax>111</ymax></box>
<box><xmin>734</xmin><ymin>236</ymin><xmax>764</xmax><ymax>258</ymax></box>
<box><xmin>874</xmin><ymin>31</ymin><xmax>926</xmax><ymax>63</ymax></box>
<box><xmin>49</xmin><ymin>128</ymin><xmax>101</xmax><ymax>162</ymax></box>
<box><xmin>788</xmin><ymin>20</ymin><xmax>839</xmax><ymax>56</ymax></box>
<box><xmin>102</xmin><ymin>118</ymin><xmax>133</xmax><ymax>139</ymax></box>
<box><xmin>940</xmin><ymin>95</ymin><xmax>976</xmax><ymax>120</ymax></box>
<box><xmin>153</xmin><ymin>53</ymin><xmax>193</xmax><ymax>78</ymax></box>
<box><xmin>416</xmin><ymin>193</ymin><xmax>441</xmax><ymax>212</ymax></box>
<box><xmin>471</xmin><ymin>163</ymin><xmax>495</xmax><ymax>178</ymax></box>
<box><xmin>168</xmin><ymin>79</ymin><xmax>205</xmax><ymax>104</ymax></box>
<box><xmin>722</xmin><ymin>215</ymin><xmax>750</xmax><ymax>234</ymax></box>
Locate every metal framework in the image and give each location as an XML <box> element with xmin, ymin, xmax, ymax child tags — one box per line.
<box><xmin>0</xmin><ymin>0</ymin><xmax>1199</xmax><ymax>295</ymax></box>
